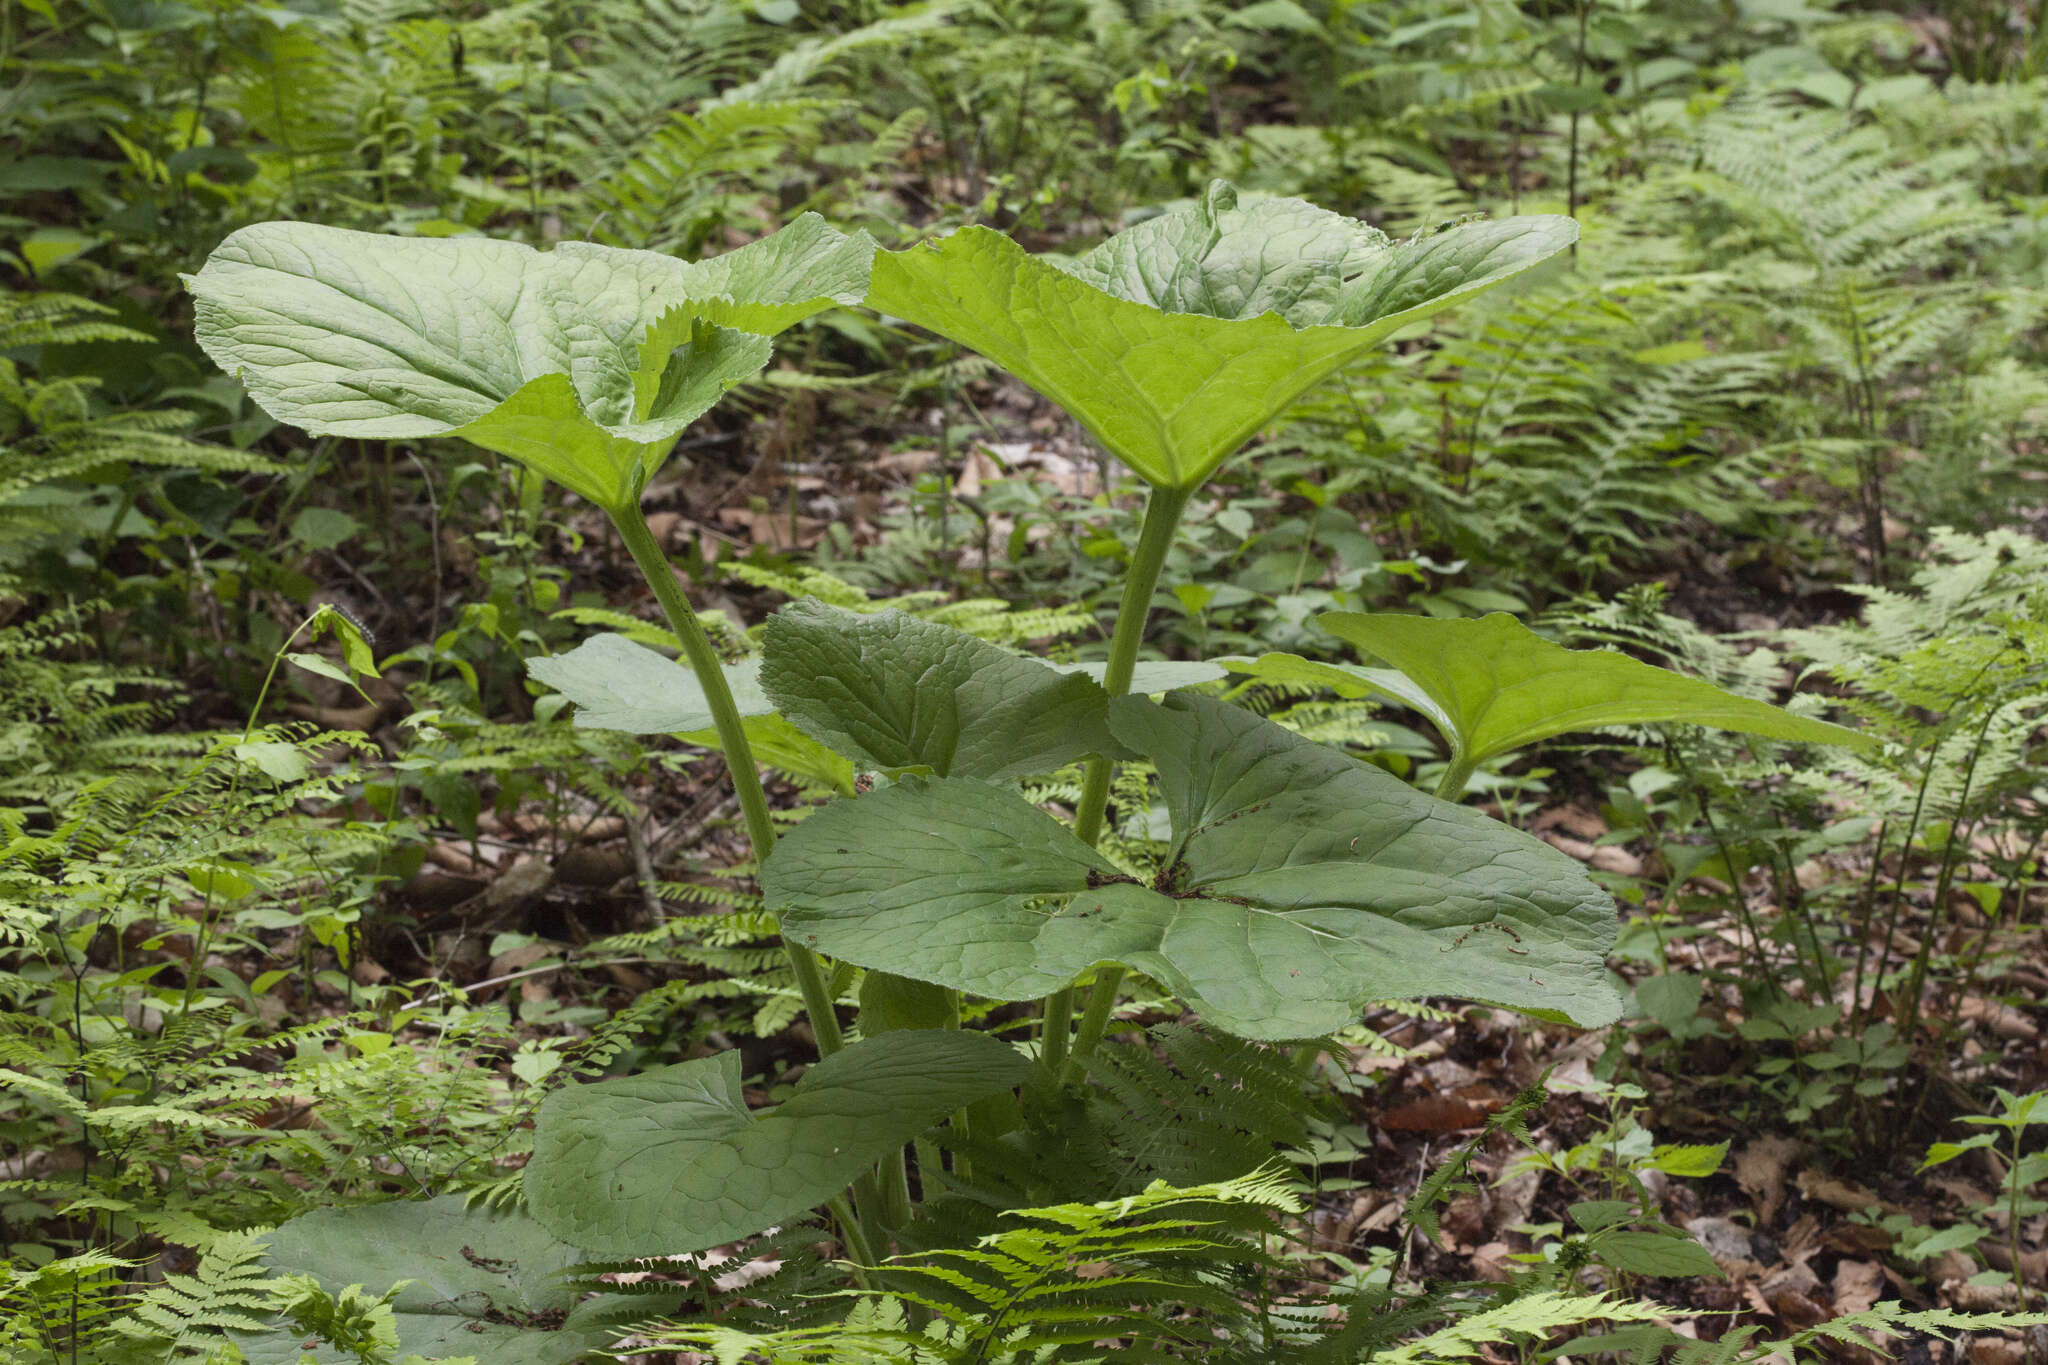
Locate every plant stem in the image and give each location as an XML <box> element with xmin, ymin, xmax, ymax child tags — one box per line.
<box><xmin>610</xmin><ymin>505</ymin><xmax>844</xmax><ymax>1056</ymax></box>
<box><xmin>1051</xmin><ymin>482</ymin><xmax>1192</xmax><ymax>1072</ymax></box>
<box><xmin>1433</xmin><ymin>753</ymin><xmax>1478</xmax><ymax>803</ymax></box>
<box><xmin>828</xmin><ymin>1194</ymin><xmax>880</xmax><ymax>1281</ymax></box>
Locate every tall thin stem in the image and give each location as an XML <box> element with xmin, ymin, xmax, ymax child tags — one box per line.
<box><xmin>1052</xmin><ymin>483</ymin><xmax>1193</xmax><ymax>1074</ymax></box>
<box><xmin>611</xmin><ymin>505</ymin><xmax>845</xmax><ymax>1057</ymax></box>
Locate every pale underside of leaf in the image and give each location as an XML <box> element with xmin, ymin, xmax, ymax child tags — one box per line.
<box><xmin>526</xmin><ymin>632</ymin><xmax>772</xmax><ymax>734</ymax></box>
<box><xmin>188</xmin><ymin>217</ymin><xmax>870</xmax><ymax>508</ymax></box>
<box><xmin>766</xmin><ymin>693</ymin><xmax>1620</xmax><ymax>1037</ymax></box>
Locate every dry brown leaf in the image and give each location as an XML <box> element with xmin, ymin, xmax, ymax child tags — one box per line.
<box><xmin>1381</xmin><ymin>1091</ymin><xmax>1502</xmax><ymax>1132</ymax></box>
<box><xmin>1946</xmin><ymin>1279</ymin><xmax>2019</xmax><ymax>1312</ymax></box>
<box><xmin>1977</xmin><ymin>1239</ymin><xmax>2048</xmax><ymax>1284</ymax></box>
<box><xmin>1735</xmin><ymin>1135</ymin><xmax>1801</xmax><ymax>1225</ymax></box>
<box><xmin>476</xmin><ymin>857</ymin><xmax>554</xmax><ymax>915</ymax></box>
<box><xmin>1969</xmin><ymin>1336</ymin><xmax>2028</xmax><ymax>1365</ymax></box>
<box><xmin>1469</xmin><ymin>1241</ymin><xmax>1517</xmax><ymax>1283</ymax></box>
<box><xmin>425</xmin><ymin>842</ymin><xmax>484</xmax><ymax>876</ymax></box>
<box><xmin>1780</xmin><ymin>1214</ymin><xmax>1826</xmax><ymax>1266</ymax></box>
<box><xmin>1797</xmin><ymin>1169</ymin><xmax>1892</xmax><ymax>1215</ymax></box>
<box><xmin>486</xmin><ymin>941</ymin><xmax>556</xmax><ymax>981</ymax></box>
<box><xmin>1684</xmin><ymin>1216</ymin><xmax>1761</xmax><ymax>1275</ymax></box>
<box><xmin>1958</xmin><ymin>996</ymin><xmax>2040</xmax><ymax>1041</ymax></box>
<box><xmin>1533</xmin><ymin>806</ymin><xmax>1609</xmax><ymax>841</ymax></box>
<box><xmin>1832</xmin><ymin>1259</ymin><xmax>1885</xmax><ymax>1315</ymax></box>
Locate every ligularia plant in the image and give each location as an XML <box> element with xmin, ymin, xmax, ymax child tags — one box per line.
<box><xmin>187</xmin><ymin>188</ymin><xmax>1862</xmax><ymax>1359</ymax></box>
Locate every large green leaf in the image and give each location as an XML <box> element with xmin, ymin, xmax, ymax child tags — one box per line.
<box><xmin>759</xmin><ymin>601</ymin><xmax>1122</xmax><ymax>779</ymax></box>
<box><xmin>527</xmin><ymin>633</ymin><xmax>772</xmax><ymax>734</ymax></box>
<box><xmin>867</xmin><ymin>182</ymin><xmax>1574</xmax><ymax>489</ymax></box>
<box><xmin>763</xmin><ymin>693</ymin><xmax>1620</xmax><ymax>1038</ymax></box>
<box><xmin>1315</xmin><ymin>611</ymin><xmax>1872</xmax><ymax>766</ymax></box>
<box><xmin>230</xmin><ymin>1195</ymin><xmax>633</xmax><ymax>1365</ymax></box>
<box><xmin>524</xmin><ymin>633</ymin><xmax>851</xmax><ymax>789</ymax></box>
<box><xmin>187</xmin><ymin>216</ymin><xmax>872</xmax><ymax>511</ymax></box>
<box><xmin>1217</xmin><ymin>651</ymin><xmax>1444</xmax><ymax>730</ymax></box>
<box><xmin>526</xmin><ymin>1030</ymin><xmax>1028</xmax><ymax>1257</ymax></box>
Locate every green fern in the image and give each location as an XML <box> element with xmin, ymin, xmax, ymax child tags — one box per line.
<box><xmin>0</xmin><ymin>293</ymin><xmax>283</xmax><ymax>564</ymax></box>
<box><xmin>642</xmin><ymin>1169</ymin><xmax>1304</xmax><ymax>1364</ymax></box>
<box><xmin>114</xmin><ymin>1229</ymin><xmax>278</xmax><ymax>1362</ymax></box>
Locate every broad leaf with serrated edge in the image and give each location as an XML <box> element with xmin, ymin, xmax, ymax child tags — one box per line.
<box><xmin>230</xmin><ymin>1195</ymin><xmax>633</xmax><ymax>1365</ymax></box>
<box><xmin>765</xmin><ymin>693</ymin><xmax>1619</xmax><ymax>1038</ymax></box>
<box><xmin>187</xmin><ymin>216</ymin><xmax>872</xmax><ymax>512</ymax></box>
<box><xmin>526</xmin><ymin>1031</ymin><xmax>1027</xmax><ymax>1257</ymax></box>
<box><xmin>867</xmin><ymin>182</ymin><xmax>1573</xmax><ymax>489</ymax></box>
<box><xmin>760</xmin><ymin>601</ymin><xmax>1120</xmax><ymax>779</ymax></box>
<box><xmin>1315</xmin><ymin>611</ymin><xmax>1870</xmax><ymax>765</ymax></box>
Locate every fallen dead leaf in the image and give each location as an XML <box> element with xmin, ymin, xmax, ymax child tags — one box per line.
<box><xmin>1958</xmin><ymin>996</ymin><xmax>2039</xmax><ymax>1041</ymax></box>
<box><xmin>1969</xmin><ymin>1336</ymin><xmax>2028</xmax><ymax>1365</ymax></box>
<box><xmin>1797</xmin><ymin>1169</ymin><xmax>1893</xmax><ymax>1215</ymax></box>
<box><xmin>1977</xmin><ymin>1239</ymin><xmax>2048</xmax><ymax>1284</ymax></box>
<box><xmin>1684</xmin><ymin>1215</ymin><xmax>1761</xmax><ymax>1275</ymax></box>
<box><xmin>1469</xmin><ymin>1241</ymin><xmax>1516</xmax><ymax>1282</ymax></box>
<box><xmin>1832</xmin><ymin>1259</ymin><xmax>1884</xmax><ymax>1314</ymax></box>
<box><xmin>1533</xmin><ymin>806</ymin><xmax>1609</xmax><ymax>841</ymax></box>
<box><xmin>1381</xmin><ymin>1091</ymin><xmax>1503</xmax><ymax>1132</ymax></box>
<box><xmin>1736</xmin><ymin>1135</ymin><xmax>1801</xmax><ymax>1225</ymax></box>
<box><xmin>1946</xmin><ymin>1279</ymin><xmax>2019</xmax><ymax>1312</ymax></box>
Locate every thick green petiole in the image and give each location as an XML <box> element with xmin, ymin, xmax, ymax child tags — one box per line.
<box><xmin>610</xmin><ymin>504</ymin><xmax>845</xmax><ymax>1057</ymax></box>
<box><xmin>1433</xmin><ymin>754</ymin><xmax>1478</xmax><ymax>803</ymax></box>
<box><xmin>1045</xmin><ymin>482</ymin><xmax>1192</xmax><ymax>1074</ymax></box>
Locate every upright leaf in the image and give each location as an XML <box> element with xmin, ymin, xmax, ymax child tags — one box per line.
<box><xmin>764</xmin><ymin>693</ymin><xmax>1620</xmax><ymax>1038</ymax></box>
<box><xmin>526</xmin><ymin>1031</ymin><xmax>1028</xmax><ymax>1257</ymax></box>
<box><xmin>867</xmin><ymin>182</ymin><xmax>1574</xmax><ymax>489</ymax></box>
<box><xmin>187</xmin><ymin>217</ymin><xmax>873</xmax><ymax>511</ymax></box>
<box><xmin>1316</xmin><ymin>611</ymin><xmax>1870</xmax><ymax>766</ymax></box>
<box><xmin>229</xmin><ymin>1195</ymin><xmax>632</xmax><ymax>1365</ymax></box>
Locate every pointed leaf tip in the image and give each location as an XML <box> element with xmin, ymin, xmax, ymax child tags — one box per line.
<box><xmin>867</xmin><ymin>186</ymin><xmax>1574</xmax><ymax>489</ymax></box>
<box><xmin>1316</xmin><ymin>610</ymin><xmax>1871</xmax><ymax>765</ymax></box>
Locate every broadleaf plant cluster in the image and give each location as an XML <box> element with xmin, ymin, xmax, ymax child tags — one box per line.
<box><xmin>188</xmin><ymin>186</ymin><xmax>1862</xmax><ymax>1358</ymax></box>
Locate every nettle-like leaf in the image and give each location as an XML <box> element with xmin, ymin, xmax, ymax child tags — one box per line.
<box><xmin>1312</xmin><ymin>611</ymin><xmax>1871</xmax><ymax>766</ymax></box>
<box><xmin>187</xmin><ymin>215</ymin><xmax>872</xmax><ymax>512</ymax></box>
<box><xmin>867</xmin><ymin>182</ymin><xmax>1574</xmax><ymax>489</ymax></box>
<box><xmin>527</xmin><ymin>1030</ymin><xmax>1028</xmax><ymax>1257</ymax></box>
<box><xmin>230</xmin><ymin>1195</ymin><xmax>634</xmax><ymax>1365</ymax></box>
<box><xmin>760</xmin><ymin>601</ymin><xmax>1124</xmax><ymax>780</ymax></box>
<box><xmin>763</xmin><ymin>693</ymin><xmax>1620</xmax><ymax>1039</ymax></box>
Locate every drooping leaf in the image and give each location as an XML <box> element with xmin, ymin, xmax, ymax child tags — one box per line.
<box><xmin>229</xmin><ymin>1195</ymin><xmax>633</xmax><ymax>1365</ymax></box>
<box><xmin>764</xmin><ymin>693</ymin><xmax>1620</xmax><ymax>1038</ymax></box>
<box><xmin>526</xmin><ymin>1031</ymin><xmax>1028</xmax><ymax>1257</ymax></box>
<box><xmin>1315</xmin><ymin>611</ymin><xmax>1871</xmax><ymax>766</ymax></box>
<box><xmin>1217</xmin><ymin>651</ymin><xmax>1446</xmax><ymax>732</ymax></box>
<box><xmin>187</xmin><ymin>216</ymin><xmax>873</xmax><ymax>511</ymax></box>
<box><xmin>867</xmin><ymin>182</ymin><xmax>1574</xmax><ymax>489</ymax></box>
<box><xmin>527</xmin><ymin>633</ymin><xmax>771</xmax><ymax>734</ymax></box>
<box><xmin>759</xmin><ymin>600</ymin><xmax>1121</xmax><ymax>779</ymax></box>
